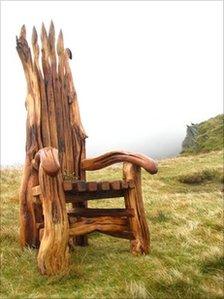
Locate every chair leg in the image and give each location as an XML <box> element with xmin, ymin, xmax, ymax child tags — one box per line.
<box><xmin>123</xmin><ymin>162</ymin><xmax>150</xmax><ymax>255</ymax></box>
<box><xmin>37</xmin><ymin>169</ymin><xmax>70</xmax><ymax>275</ymax></box>
<box><xmin>71</xmin><ymin>202</ymin><xmax>88</xmax><ymax>246</ymax></box>
<box><xmin>19</xmin><ymin>162</ymin><xmax>40</xmax><ymax>248</ymax></box>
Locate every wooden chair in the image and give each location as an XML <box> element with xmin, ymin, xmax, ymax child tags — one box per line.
<box><xmin>16</xmin><ymin>23</ymin><xmax>158</xmax><ymax>276</ymax></box>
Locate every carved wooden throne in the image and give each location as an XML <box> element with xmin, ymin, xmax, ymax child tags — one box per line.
<box><xmin>16</xmin><ymin>23</ymin><xmax>158</xmax><ymax>275</ymax></box>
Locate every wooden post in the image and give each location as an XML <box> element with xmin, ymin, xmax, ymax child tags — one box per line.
<box><xmin>16</xmin><ymin>25</ymin><xmax>43</xmax><ymax>248</ymax></box>
<box><xmin>35</xmin><ymin>148</ymin><xmax>70</xmax><ymax>275</ymax></box>
<box><xmin>19</xmin><ymin>158</ymin><xmax>39</xmax><ymax>248</ymax></box>
<box><xmin>123</xmin><ymin>162</ymin><xmax>150</xmax><ymax>255</ymax></box>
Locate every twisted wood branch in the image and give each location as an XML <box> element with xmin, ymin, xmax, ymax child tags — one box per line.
<box><xmin>81</xmin><ymin>151</ymin><xmax>158</xmax><ymax>174</ymax></box>
<box><xmin>34</xmin><ymin>147</ymin><xmax>70</xmax><ymax>275</ymax></box>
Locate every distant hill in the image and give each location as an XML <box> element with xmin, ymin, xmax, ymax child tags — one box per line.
<box><xmin>181</xmin><ymin>114</ymin><xmax>223</xmax><ymax>155</ymax></box>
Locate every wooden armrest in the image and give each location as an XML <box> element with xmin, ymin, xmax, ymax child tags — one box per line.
<box><xmin>32</xmin><ymin>147</ymin><xmax>61</xmax><ymax>176</ymax></box>
<box><xmin>81</xmin><ymin>151</ymin><xmax>158</xmax><ymax>174</ymax></box>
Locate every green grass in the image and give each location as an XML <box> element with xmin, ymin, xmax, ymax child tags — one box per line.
<box><xmin>1</xmin><ymin>150</ymin><xmax>223</xmax><ymax>298</ymax></box>
<box><xmin>181</xmin><ymin>114</ymin><xmax>224</xmax><ymax>155</ymax></box>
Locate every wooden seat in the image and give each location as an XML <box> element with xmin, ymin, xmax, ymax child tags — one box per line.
<box><xmin>63</xmin><ymin>179</ymin><xmax>134</xmax><ymax>192</ymax></box>
<box><xmin>64</xmin><ymin>179</ymin><xmax>134</xmax><ymax>201</ymax></box>
<box><xmin>16</xmin><ymin>22</ymin><xmax>158</xmax><ymax>276</ymax></box>
<box><xmin>32</xmin><ymin>179</ymin><xmax>134</xmax><ymax>197</ymax></box>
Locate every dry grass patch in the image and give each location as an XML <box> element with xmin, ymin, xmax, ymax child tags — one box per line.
<box><xmin>0</xmin><ymin>151</ymin><xmax>223</xmax><ymax>298</ymax></box>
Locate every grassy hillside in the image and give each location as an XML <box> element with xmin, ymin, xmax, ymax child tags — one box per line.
<box><xmin>1</xmin><ymin>150</ymin><xmax>223</xmax><ymax>299</ymax></box>
<box><xmin>181</xmin><ymin>114</ymin><xmax>223</xmax><ymax>155</ymax></box>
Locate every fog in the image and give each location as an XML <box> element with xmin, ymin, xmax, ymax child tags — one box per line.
<box><xmin>1</xmin><ymin>1</ymin><xmax>223</xmax><ymax>166</ymax></box>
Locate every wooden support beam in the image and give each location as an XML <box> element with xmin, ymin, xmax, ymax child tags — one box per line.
<box><xmin>67</xmin><ymin>208</ymin><xmax>134</xmax><ymax>218</ymax></box>
<box><xmin>39</xmin><ymin>218</ymin><xmax>134</xmax><ymax>240</ymax></box>
<box><xmin>69</xmin><ymin>216</ymin><xmax>130</xmax><ymax>237</ymax></box>
<box><xmin>65</xmin><ymin>189</ymin><xmax>125</xmax><ymax>202</ymax></box>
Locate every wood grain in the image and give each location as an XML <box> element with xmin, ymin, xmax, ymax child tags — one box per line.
<box><xmin>69</xmin><ymin>216</ymin><xmax>129</xmax><ymax>236</ymax></box>
<box><xmin>81</xmin><ymin>151</ymin><xmax>158</xmax><ymax>174</ymax></box>
<box><xmin>16</xmin><ymin>25</ymin><xmax>42</xmax><ymax>247</ymax></box>
<box><xmin>67</xmin><ymin>208</ymin><xmax>134</xmax><ymax>217</ymax></box>
<box><xmin>36</xmin><ymin>147</ymin><xmax>70</xmax><ymax>275</ymax></box>
<box><xmin>123</xmin><ymin>162</ymin><xmax>150</xmax><ymax>255</ymax></box>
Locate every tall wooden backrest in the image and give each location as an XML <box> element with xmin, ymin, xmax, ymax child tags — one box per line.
<box><xmin>17</xmin><ymin>22</ymin><xmax>87</xmax><ymax>179</ymax></box>
<box><xmin>16</xmin><ymin>22</ymin><xmax>87</xmax><ymax>247</ymax></box>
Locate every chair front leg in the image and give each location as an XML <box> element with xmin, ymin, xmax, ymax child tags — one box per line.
<box><xmin>123</xmin><ymin>162</ymin><xmax>150</xmax><ymax>255</ymax></box>
<box><xmin>34</xmin><ymin>147</ymin><xmax>70</xmax><ymax>275</ymax></box>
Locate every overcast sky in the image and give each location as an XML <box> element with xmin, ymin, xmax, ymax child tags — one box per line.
<box><xmin>1</xmin><ymin>1</ymin><xmax>223</xmax><ymax>166</ymax></box>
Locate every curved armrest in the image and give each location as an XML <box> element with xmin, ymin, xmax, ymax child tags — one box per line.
<box><xmin>33</xmin><ymin>147</ymin><xmax>61</xmax><ymax>176</ymax></box>
<box><xmin>81</xmin><ymin>151</ymin><xmax>158</xmax><ymax>174</ymax></box>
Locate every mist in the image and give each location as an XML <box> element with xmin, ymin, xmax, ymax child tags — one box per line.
<box><xmin>1</xmin><ymin>1</ymin><xmax>223</xmax><ymax>166</ymax></box>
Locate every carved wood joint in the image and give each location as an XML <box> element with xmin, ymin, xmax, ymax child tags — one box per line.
<box><xmin>33</xmin><ymin>147</ymin><xmax>61</xmax><ymax>176</ymax></box>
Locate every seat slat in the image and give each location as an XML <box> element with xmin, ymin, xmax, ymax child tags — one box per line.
<box><xmin>110</xmin><ymin>180</ymin><xmax>121</xmax><ymax>190</ymax></box>
<box><xmin>86</xmin><ymin>181</ymin><xmax>98</xmax><ymax>192</ymax></box>
<box><xmin>74</xmin><ymin>181</ymin><xmax>86</xmax><ymax>192</ymax></box>
<box><xmin>63</xmin><ymin>181</ymin><xmax>73</xmax><ymax>191</ymax></box>
<box><xmin>98</xmin><ymin>181</ymin><xmax>110</xmax><ymax>191</ymax></box>
<box><xmin>63</xmin><ymin>179</ymin><xmax>134</xmax><ymax>192</ymax></box>
<box><xmin>33</xmin><ymin>179</ymin><xmax>135</xmax><ymax>198</ymax></box>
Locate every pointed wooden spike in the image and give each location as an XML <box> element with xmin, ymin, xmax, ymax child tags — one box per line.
<box><xmin>32</xmin><ymin>26</ymin><xmax>39</xmax><ymax>59</ymax></box>
<box><xmin>32</xmin><ymin>26</ymin><xmax>38</xmax><ymax>45</ymax></box>
<box><xmin>59</xmin><ymin>29</ymin><xmax>63</xmax><ymax>41</ymax></box>
<box><xmin>41</xmin><ymin>22</ymin><xmax>48</xmax><ymax>43</ymax></box>
<box><xmin>48</xmin><ymin>21</ymin><xmax>55</xmax><ymax>50</ymax></box>
<box><xmin>50</xmin><ymin>20</ymin><xmax>55</xmax><ymax>33</ymax></box>
<box><xmin>57</xmin><ymin>30</ymin><xmax>64</xmax><ymax>55</ymax></box>
<box><xmin>20</xmin><ymin>25</ymin><xmax>26</xmax><ymax>39</ymax></box>
<box><xmin>41</xmin><ymin>22</ymin><xmax>50</xmax><ymax>57</ymax></box>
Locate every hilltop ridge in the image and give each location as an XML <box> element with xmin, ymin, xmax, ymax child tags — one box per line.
<box><xmin>181</xmin><ymin>114</ymin><xmax>223</xmax><ymax>155</ymax></box>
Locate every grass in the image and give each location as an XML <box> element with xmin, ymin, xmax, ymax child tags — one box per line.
<box><xmin>1</xmin><ymin>150</ymin><xmax>223</xmax><ymax>298</ymax></box>
<box><xmin>181</xmin><ymin>114</ymin><xmax>224</xmax><ymax>155</ymax></box>
<box><xmin>177</xmin><ymin>168</ymin><xmax>223</xmax><ymax>185</ymax></box>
